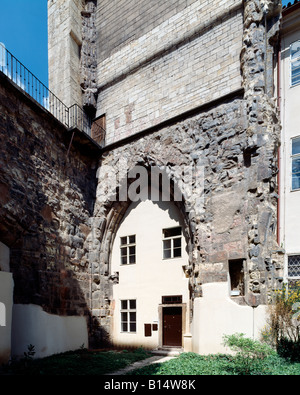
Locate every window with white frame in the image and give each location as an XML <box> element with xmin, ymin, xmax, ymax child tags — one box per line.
<box><xmin>292</xmin><ymin>137</ymin><xmax>300</xmax><ymax>190</ymax></box>
<box><xmin>163</xmin><ymin>227</ymin><xmax>182</xmax><ymax>259</ymax></box>
<box><xmin>120</xmin><ymin>235</ymin><xmax>136</xmax><ymax>265</ymax></box>
<box><xmin>288</xmin><ymin>255</ymin><xmax>300</xmax><ymax>280</ymax></box>
<box><xmin>120</xmin><ymin>299</ymin><xmax>136</xmax><ymax>333</ymax></box>
<box><xmin>291</xmin><ymin>40</ymin><xmax>300</xmax><ymax>86</ymax></box>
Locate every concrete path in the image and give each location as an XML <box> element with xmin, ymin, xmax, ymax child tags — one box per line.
<box><xmin>105</xmin><ymin>355</ymin><xmax>177</xmax><ymax>375</ymax></box>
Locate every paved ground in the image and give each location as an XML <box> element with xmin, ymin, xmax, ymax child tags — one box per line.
<box><xmin>106</xmin><ymin>355</ymin><xmax>177</xmax><ymax>375</ymax></box>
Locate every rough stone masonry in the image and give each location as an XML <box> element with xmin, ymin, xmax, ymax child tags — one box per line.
<box><xmin>88</xmin><ymin>0</ymin><xmax>284</xmax><ymax>344</ymax></box>
<box><xmin>0</xmin><ymin>0</ymin><xmax>284</xmax><ymax>349</ymax></box>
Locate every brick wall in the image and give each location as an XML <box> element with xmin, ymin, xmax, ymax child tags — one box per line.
<box><xmin>95</xmin><ymin>0</ymin><xmax>243</xmax><ymax>144</ymax></box>
<box><xmin>97</xmin><ymin>0</ymin><xmax>198</xmax><ymax>62</ymax></box>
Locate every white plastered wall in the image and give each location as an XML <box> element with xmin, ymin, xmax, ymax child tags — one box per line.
<box><xmin>110</xmin><ymin>199</ymin><xmax>190</xmax><ymax>350</ymax></box>
<box><xmin>11</xmin><ymin>304</ymin><xmax>89</xmax><ymax>359</ymax></box>
<box><xmin>0</xmin><ymin>242</ymin><xmax>13</xmax><ymax>365</ymax></box>
<box><xmin>278</xmin><ymin>8</ymin><xmax>300</xmax><ymax>278</ymax></box>
<box><xmin>191</xmin><ymin>283</ymin><xmax>267</xmax><ymax>355</ymax></box>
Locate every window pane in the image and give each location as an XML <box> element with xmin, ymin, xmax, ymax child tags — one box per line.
<box><xmin>173</xmin><ymin>238</ymin><xmax>181</xmax><ymax>248</ymax></box>
<box><xmin>163</xmin><ymin>227</ymin><xmax>182</xmax><ymax>238</ymax></box>
<box><xmin>121</xmin><ymin>311</ymin><xmax>127</xmax><ymax>321</ymax></box>
<box><xmin>291</xmin><ymin>41</ymin><xmax>300</xmax><ymax>60</ymax></box>
<box><xmin>121</xmin><ymin>247</ymin><xmax>127</xmax><ymax>256</ymax></box>
<box><xmin>130</xmin><ymin>323</ymin><xmax>136</xmax><ymax>332</ymax></box>
<box><xmin>121</xmin><ymin>256</ymin><xmax>127</xmax><ymax>265</ymax></box>
<box><xmin>121</xmin><ymin>322</ymin><xmax>128</xmax><ymax>332</ymax></box>
<box><xmin>129</xmin><ymin>312</ymin><xmax>136</xmax><ymax>322</ymax></box>
<box><xmin>163</xmin><ymin>239</ymin><xmax>171</xmax><ymax>249</ymax></box>
<box><xmin>292</xmin><ymin>157</ymin><xmax>300</xmax><ymax>190</ymax></box>
<box><xmin>129</xmin><ymin>254</ymin><xmax>135</xmax><ymax>264</ymax></box>
<box><xmin>288</xmin><ymin>256</ymin><xmax>300</xmax><ymax>277</ymax></box>
<box><xmin>129</xmin><ymin>246</ymin><xmax>135</xmax><ymax>255</ymax></box>
<box><xmin>292</xmin><ymin>60</ymin><xmax>300</xmax><ymax>86</ymax></box>
<box><xmin>164</xmin><ymin>249</ymin><xmax>172</xmax><ymax>259</ymax></box>
<box><xmin>292</xmin><ymin>138</ymin><xmax>300</xmax><ymax>155</ymax></box>
<box><xmin>121</xmin><ymin>300</ymin><xmax>127</xmax><ymax>310</ymax></box>
<box><xmin>121</xmin><ymin>237</ymin><xmax>127</xmax><ymax>245</ymax></box>
<box><xmin>173</xmin><ymin>247</ymin><xmax>182</xmax><ymax>257</ymax></box>
<box><xmin>129</xmin><ymin>300</ymin><xmax>136</xmax><ymax>309</ymax></box>
<box><xmin>129</xmin><ymin>235</ymin><xmax>135</xmax><ymax>244</ymax></box>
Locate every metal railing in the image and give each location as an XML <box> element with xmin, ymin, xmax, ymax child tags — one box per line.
<box><xmin>0</xmin><ymin>42</ymin><xmax>91</xmax><ymax>136</ymax></box>
<box><xmin>69</xmin><ymin>103</ymin><xmax>92</xmax><ymax>136</ymax></box>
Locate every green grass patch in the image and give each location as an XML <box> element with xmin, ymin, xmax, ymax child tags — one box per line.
<box><xmin>1</xmin><ymin>347</ymin><xmax>151</xmax><ymax>376</ymax></box>
<box><xmin>127</xmin><ymin>352</ymin><xmax>300</xmax><ymax>376</ymax></box>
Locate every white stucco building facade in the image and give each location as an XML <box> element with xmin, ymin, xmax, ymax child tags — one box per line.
<box><xmin>278</xmin><ymin>2</ymin><xmax>300</xmax><ymax>285</ymax></box>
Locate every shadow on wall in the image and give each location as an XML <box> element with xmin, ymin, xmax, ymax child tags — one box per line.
<box><xmin>0</xmin><ymin>72</ymin><xmax>108</xmax><ymax>358</ymax></box>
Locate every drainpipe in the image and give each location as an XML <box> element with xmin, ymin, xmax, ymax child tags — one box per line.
<box><xmin>277</xmin><ymin>39</ymin><xmax>281</xmax><ymax>246</ymax></box>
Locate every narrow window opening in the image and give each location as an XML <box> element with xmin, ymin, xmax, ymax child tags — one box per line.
<box><xmin>229</xmin><ymin>259</ymin><xmax>245</xmax><ymax>296</ymax></box>
<box><xmin>243</xmin><ymin>150</ymin><xmax>252</xmax><ymax>168</ymax></box>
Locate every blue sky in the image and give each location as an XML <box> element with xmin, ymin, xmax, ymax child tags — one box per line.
<box><xmin>0</xmin><ymin>0</ymin><xmax>293</xmax><ymax>88</ymax></box>
<box><xmin>0</xmin><ymin>0</ymin><xmax>48</xmax><ymax>85</ymax></box>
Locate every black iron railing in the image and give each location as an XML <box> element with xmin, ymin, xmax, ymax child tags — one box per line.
<box><xmin>69</xmin><ymin>103</ymin><xmax>92</xmax><ymax>136</ymax></box>
<box><xmin>0</xmin><ymin>42</ymin><xmax>92</xmax><ymax>136</ymax></box>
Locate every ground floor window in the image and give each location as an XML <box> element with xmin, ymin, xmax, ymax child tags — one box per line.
<box><xmin>120</xmin><ymin>299</ymin><xmax>136</xmax><ymax>333</ymax></box>
<box><xmin>288</xmin><ymin>255</ymin><xmax>300</xmax><ymax>280</ymax></box>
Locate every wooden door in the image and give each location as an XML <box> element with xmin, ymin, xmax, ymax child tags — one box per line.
<box><xmin>163</xmin><ymin>307</ymin><xmax>182</xmax><ymax>347</ymax></box>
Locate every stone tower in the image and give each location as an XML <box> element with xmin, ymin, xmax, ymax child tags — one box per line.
<box><xmin>48</xmin><ymin>0</ymin><xmax>97</xmax><ymax>115</ymax></box>
<box><xmin>46</xmin><ymin>0</ymin><xmax>284</xmax><ymax>352</ymax></box>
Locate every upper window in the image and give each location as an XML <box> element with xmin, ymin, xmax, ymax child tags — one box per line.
<box><xmin>120</xmin><ymin>235</ymin><xmax>136</xmax><ymax>265</ymax></box>
<box><xmin>163</xmin><ymin>227</ymin><xmax>182</xmax><ymax>259</ymax></box>
<box><xmin>292</xmin><ymin>137</ymin><xmax>300</xmax><ymax>191</ymax></box>
<box><xmin>291</xmin><ymin>41</ymin><xmax>300</xmax><ymax>87</ymax></box>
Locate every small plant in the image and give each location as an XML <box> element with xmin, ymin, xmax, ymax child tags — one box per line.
<box><xmin>24</xmin><ymin>344</ymin><xmax>36</xmax><ymax>360</ymax></box>
<box><xmin>263</xmin><ymin>281</ymin><xmax>300</xmax><ymax>361</ymax></box>
<box><xmin>223</xmin><ymin>333</ymin><xmax>274</xmax><ymax>375</ymax></box>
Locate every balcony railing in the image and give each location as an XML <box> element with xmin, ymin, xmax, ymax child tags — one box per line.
<box><xmin>0</xmin><ymin>42</ymin><xmax>92</xmax><ymax>136</ymax></box>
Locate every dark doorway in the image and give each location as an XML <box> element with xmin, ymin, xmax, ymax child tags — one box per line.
<box><xmin>163</xmin><ymin>307</ymin><xmax>182</xmax><ymax>347</ymax></box>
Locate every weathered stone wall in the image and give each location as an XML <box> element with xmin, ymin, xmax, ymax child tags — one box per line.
<box><xmin>240</xmin><ymin>0</ymin><xmax>283</xmax><ymax>304</ymax></box>
<box><xmin>87</xmin><ymin>0</ymin><xmax>283</xmax><ymax>344</ymax></box>
<box><xmin>0</xmin><ymin>73</ymin><xmax>98</xmax><ymax>323</ymax></box>
<box><xmin>95</xmin><ymin>0</ymin><xmax>243</xmax><ymax>144</ymax></box>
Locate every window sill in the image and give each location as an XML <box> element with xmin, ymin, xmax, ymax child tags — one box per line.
<box><xmin>120</xmin><ymin>263</ymin><xmax>136</xmax><ymax>266</ymax></box>
<box><xmin>163</xmin><ymin>257</ymin><xmax>183</xmax><ymax>261</ymax></box>
<box><xmin>120</xmin><ymin>332</ymin><xmax>137</xmax><ymax>334</ymax></box>
<box><xmin>290</xmin><ymin>81</ymin><xmax>300</xmax><ymax>88</ymax></box>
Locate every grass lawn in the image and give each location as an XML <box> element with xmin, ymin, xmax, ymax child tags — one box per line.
<box><xmin>128</xmin><ymin>352</ymin><xmax>300</xmax><ymax>376</ymax></box>
<box><xmin>2</xmin><ymin>347</ymin><xmax>300</xmax><ymax>376</ymax></box>
<box><xmin>0</xmin><ymin>347</ymin><xmax>151</xmax><ymax>376</ymax></box>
